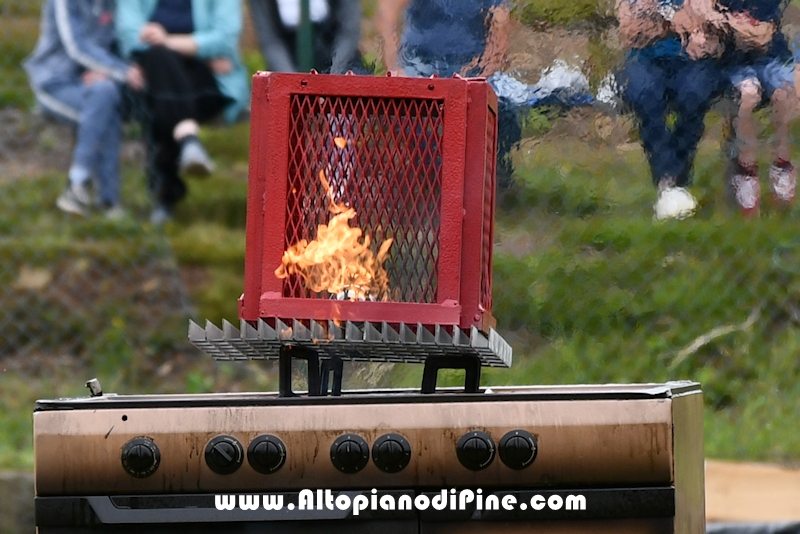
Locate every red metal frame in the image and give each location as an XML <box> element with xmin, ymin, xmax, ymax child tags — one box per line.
<box><xmin>241</xmin><ymin>72</ymin><xmax>497</xmax><ymax>331</ymax></box>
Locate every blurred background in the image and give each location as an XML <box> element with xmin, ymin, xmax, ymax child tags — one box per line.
<box><xmin>2</xmin><ymin>0</ymin><xmax>800</xmax><ymax>480</ymax></box>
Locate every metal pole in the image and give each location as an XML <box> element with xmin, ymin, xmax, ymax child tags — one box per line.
<box><xmin>297</xmin><ymin>0</ymin><xmax>313</xmax><ymax>72</ymax></box>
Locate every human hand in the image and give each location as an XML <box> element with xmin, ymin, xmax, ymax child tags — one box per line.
<box><xmin>140</xmin><ymin>22</ymin><xmax>168</xmax><ymax>46</ymax></box>
<box><xmin>126</xmin><ymin>64</ymin><xmax>145</xmax><ymax>91</ymax></box>
<box><xmin>685</xmin><ymin>29</ymin><xmax>723</xmax><ymax>59</ymax></box>
<box><xmin>208</xmin><ymin>58</ymin><xmax>233</xmax><ymax>75</ymax></box>
<box><xmin>82</xmin><ymin>71</ymin><xmax>108</xmax><ymax>85</ymax></box>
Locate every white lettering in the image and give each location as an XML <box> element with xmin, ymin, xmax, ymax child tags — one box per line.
<box><xmin>298</xmin><ymin>489</ymin><xmax>314</xmax><ymax>510</ymax></box>
<box><xmin>379</xmin><ymin>494</ymin><xmax>395</xmax><ymax>510</ymax></box>
<box><xmin>458</xmin><ymin>489</ymin><xmax>474</xmax><ymax>510</ymax></box>
<box><xmin>352</xmin><ymin>495</ymin><xmax>369</xmax><ymax>516</ymax></box>
<box><xmin>215</xmin><ymin>495</ymin><xmax>236</xmax><ymax>511</ymax></box>
<box><xmin>548</xmin><ymin>495</ymin><xmax>563</xmax><ymax>510</ymax></box>
<box><xmin>238</xmin><ymin>494</ymin><xmax>259</xmax><ymax>510</ymax></box>
<box><xmin>566</xmin><ymin>495</ymin><xmax>586</xmax><ymax>511</ymax></box>
<box><xmin>263</xmin><ymin>494</ymin><xmax>283</xmax><ymax>510</ymax></box>
<box><xmin>431</xmin><ymin>490</ymin><xmax>448</xmax><ymax>511</ymax></box>
<box><xmin>531</xmin><ymin>495</ymin><xmax>546</xmax><ymax>510</ymax></box>
<box><xmin>501</xmin><ymin>495</ymin><xmax>516</xmax><ymax>511</ymax></box>
<box><xmin>335</xmin><ymin>494</ymin><xmax>351</xmax><ymax>511</ymax></box>
<box><xmin>397</xmin><ymin>495</ymin><xmax>413</xmax><ymax>510</ymax></box>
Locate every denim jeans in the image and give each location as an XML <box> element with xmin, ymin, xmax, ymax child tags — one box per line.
<box><xmin>36</xmin><ymin>78</ymin><xmax>123</xmax><ymax>206</ymax></box>
<box><xmin>617</xmin><ymin>54</ymin><xmax>724</xmax><ymax>187</ymax></box>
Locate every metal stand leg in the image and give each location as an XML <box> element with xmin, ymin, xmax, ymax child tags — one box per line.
<box><xmin>421</xmin><ymin>355</ymin><xmax>482</xmax><ymax>394</ymax></box>
<box><xmin>320</xmin><ymin>355</ymin><xmax>343</xmax><ymax>397</ymax></box>
<box><xmin>278</xmin><ymin>345</ymin><xmax>321</xmax><ymax>397</ymax></box>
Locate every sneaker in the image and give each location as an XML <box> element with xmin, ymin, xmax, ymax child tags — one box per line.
<box><xmin>103</xmin><ymin>205</ymin><xmax>127</xmax><ymax>220</ymax></box>
<box><xmin>178</xmin><ymin>137</ymin><xmax>214</xmax><ymax>177</ymax></box>
<box><xmin>769</xmin><ymin>159</ymin><xmax>796</xmax><ymax>205</ymax></box>
<box><xmin>56</xmin><ymin>182</ymin><xmax>92</xmax><ymax>216</ymax></box>
<box><xmin>731</xmin><ymin>162</ymin><xmax>760</xmax><ymax>218</ymax></box>
<box><xmin>654</xmin><ymin>186</ymin><xmax>697</xmax><ymax>220</ymax></box>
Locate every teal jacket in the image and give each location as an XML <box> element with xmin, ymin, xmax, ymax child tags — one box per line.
<box><xmin>116</xmin><ymin>0</ymin><xmax>250</xmax><ymax>123</ymax></box>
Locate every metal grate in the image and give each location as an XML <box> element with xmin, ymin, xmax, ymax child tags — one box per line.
<box><xmin>284</xmin><ymin>95</ymin><xmax>444</xmax><ymax>303</ymax></box>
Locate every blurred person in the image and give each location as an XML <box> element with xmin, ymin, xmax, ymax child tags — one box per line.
<box><xmin>247</xmin><ymin>0</ymin><xmax>363</xmax><ymax>73</ymax></box>
<box><xmin>716</xmin><ymin>0</ymin><xmax>795</xmax><ymax>217</ymax></box>
<box><xmin>23</xmin><ymin>0</ymin><xmax>144</xmax><ymax>218</ymax></box>
<box><xmin>615</xmin><ymin>0</ymin><xmax>726</xmax><ymax>220</ymax></box>
<box><xmin>116</xmin><ymin>0</ymin><xmax>250</xmax><ymax>224</ymax></box>
<box><xmin>376</xmin><ymin>0</ymin><xmax>521</xmax><ymax>190</ymax></box>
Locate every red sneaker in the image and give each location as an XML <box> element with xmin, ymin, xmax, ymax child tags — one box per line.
<box><xmin>731</xmin><ymin>162</ymin><xmax>760</xmax><ymax>219</ymax></box>
<box><xmin>769</xmin><ymin>159</ymin><xmax>796</xmax><ymax>206</ymax></box>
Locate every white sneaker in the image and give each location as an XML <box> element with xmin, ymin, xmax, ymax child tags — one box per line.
<box><xmin>103</xmin><ymin>205</ymin><xmax>127</xmax><ymax>220</ymax></box>
<box><xmin>178</xmin><ymin>139</ymin><xmax>214</xmax><ymax>177</ymax></box>
<box><xmin>654</xmin><ymin>187</ymin><xmax>697</xmax><ymax>220</ymax></box>
<box><xmin>56</xmin><ymin>182</ymin><xmax>92</xmax><ymax>216</ymax></box>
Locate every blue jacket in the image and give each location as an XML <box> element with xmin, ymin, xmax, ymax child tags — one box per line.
<box><xmin>116</xmin><ymin>0</ymin><xmax>250</xmax><ymax>123</ymax></box>
<box><xmin>23</xmin><ymin>0</ymin><xmax>129</xmax><ymax>90</ymax></box>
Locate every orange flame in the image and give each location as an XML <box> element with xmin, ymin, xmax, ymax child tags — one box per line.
<box><xmin>275</xmin><ymin>159</ymin><xmax>393</xmax><ymax>301</ymax></box>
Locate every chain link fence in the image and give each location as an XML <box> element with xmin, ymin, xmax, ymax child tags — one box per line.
<box><xmin>1</xmin><ymin>0</ymin><xmax>800</xmax><ymax>425</ymax></box>
<box><xmin>0</xmin><ymin>0</ymin><xmax>194</xmax><ymax>371</ymax></box>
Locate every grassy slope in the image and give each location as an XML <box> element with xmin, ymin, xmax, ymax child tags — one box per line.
<box><xmin>4</xmin><ymin>0</ymin><xmax>800</xmax><ymax>469</ymax></box>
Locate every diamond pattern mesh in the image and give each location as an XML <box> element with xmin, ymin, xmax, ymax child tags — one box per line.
<box><xmin>284</xmin><ymin>94</ymin><xmax>445</xmax><ymax>303</ymax></box>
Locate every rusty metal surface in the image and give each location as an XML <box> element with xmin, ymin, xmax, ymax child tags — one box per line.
<box><xmin>34</xmin><ymin>395</ymin><xmax>673</xmax><ymax>496</ymax></box>
<box><xmin>188</xmin><ymin>318</ymin><xmax>512</xmax><ymax>367</ymax></box>
<box><xmin>242</xmin><ymin>72</ymin><xmax>497</xmax><ymax>331</ymax></box>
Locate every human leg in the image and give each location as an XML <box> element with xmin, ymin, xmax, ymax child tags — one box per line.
<box><xmin>669</xmin><ymin>58</ymin><xmax>724</xmax><ymax>186</ymax></box>
<box><xmin>728</xmin><ymin>75</ymin><xmax>762</xmax><ymax>217</ymax></box>
<box><xmin>751</xmin><ymin>59</ymin><xmax>797</xmax><ymax>204</ymax></box>
<box><xmin>616</xmin><ymin>56</ymin><xmax>676</xmax><ymax>187</ymax></box>
<box><xmin>135</xmin><ymin>46</ymin><xmax>225</xmax><ymax>218</ymax></box>
<box><xmin>617</xmin><ymin>56</ymin><xmax>699</xmax><ymax>219</ymax></box>
<box><xmin>39</xmin><ymin>79</ymin><xmax>123</xmax><ymax>215</ymax></box>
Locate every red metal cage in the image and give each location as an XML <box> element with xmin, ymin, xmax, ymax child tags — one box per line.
<box><xmin>240</xmin><ymin>72</ymin><xmax>498</xmax><ymax>332</ymax></box>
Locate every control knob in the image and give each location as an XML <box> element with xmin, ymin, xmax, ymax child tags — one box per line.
<box><xmin>205</xmin><ymin>435</ymin><xmax>244</xmax><ymax>475</ymax></box>
<box><xmin>248</xmin><ymin>434</ymin><xmax>286</xmax><ymax>474</ymax></box>
<box><xmin>372</xmin><ymin>433</ymin><xmax>411</xmax><ymax>473</ymax></box>
<box><xmin>456</xmin><ymin>431</ymin><xmax>495</xmax><ymax>471</ymax></box>
<box><xmin>499</xmin><ymin>429</ymin><xmax>538</xmax><ymax>470</ymax></box>
<box><xmin>331</xmin><ymin>434</ymin><xmax>369</xmax><ymax>473</ymax></box>
<box><xmin>121</xmin><ymin>437</ymin><xmax>160</xmax><ymax>478</ymax></box>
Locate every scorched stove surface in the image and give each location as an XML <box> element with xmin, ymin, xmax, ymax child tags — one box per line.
<box><xmin>34</xmin><ymin>382</ymin><xmax>703</xmax><ymax>534</ymax></box>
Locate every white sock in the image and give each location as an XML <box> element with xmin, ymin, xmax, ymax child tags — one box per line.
<box><xmin>68</xmin><ymin>165</ymin><xmax>91</xmax><ymax>185</ymax></box>
<box><xmin>173</xmin><ymin>120</ymin><xmax>200</xmax><ymax>142</ymax></box>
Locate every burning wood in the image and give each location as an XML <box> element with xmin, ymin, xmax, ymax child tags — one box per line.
<box><xmin>275</xmin><ymin>158</ymin><xmax>393</xmax><ymax>301</ymax></box>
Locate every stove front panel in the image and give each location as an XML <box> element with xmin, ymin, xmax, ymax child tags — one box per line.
<box><xmin>34</xmin><ymin>396</ymin><xmax>673</xmax><ymax>496</ymax></box>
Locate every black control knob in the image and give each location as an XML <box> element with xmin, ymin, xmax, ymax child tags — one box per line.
<box><xmin>205</xmin><ymin>435</ymin><xmax>244</xmax><ymax>475</ymax></box>
<box><xmin>499</xmin><ymin>430</ymin><xmax>538</xmax><ymax>470</ymax></box>
<box><xmin>372</xmin><ymin>433</ymin><xmax>411</xmax><ymax>473</ymax></box>
<box><xmin>456</xmin><ymin>431</ymin><xmax>495</xmax><ymax>471</ymax></box>
<box><xmin>248</xmin><ymin>434</ymin><xmax>287</xmax><ymax>474</ymax></box>
<box><xmin>330</xmin><ymin>434</ymin><xmax>369</xmax><ymax>473</ymax></box>
<box><xmin>121</xmin><ymin>437</ymin><xmax>160</xmax><ymax>478</ymax></box>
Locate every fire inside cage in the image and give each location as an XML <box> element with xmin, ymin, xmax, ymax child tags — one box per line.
<box><xmin>33</xmin><ymin>72</ymin><xmax>706</xmax><ymax>534</ymax></box>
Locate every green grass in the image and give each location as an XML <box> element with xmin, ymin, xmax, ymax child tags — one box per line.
<box><xmin>4</xmin><ymin>0</ymin><xmax>800</xmax><ymax>471</ymax></box>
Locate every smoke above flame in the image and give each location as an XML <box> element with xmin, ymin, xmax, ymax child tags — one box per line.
<box><xmin>275</xmin><ymin>142</ymin><xmax>393</xmax><ymax>301</ymax></box>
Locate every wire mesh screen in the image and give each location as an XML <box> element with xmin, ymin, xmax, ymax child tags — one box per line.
<box><xmin>284</xmin><ymin>94</ymin><xmax>444</xmax><ymax>303</ymax></box>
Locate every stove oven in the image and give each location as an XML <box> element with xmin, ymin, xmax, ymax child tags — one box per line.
<box><xmin>33</xmin><ymin>72</ymin><xmax>705</xmax><ymax>533</ymax></box>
